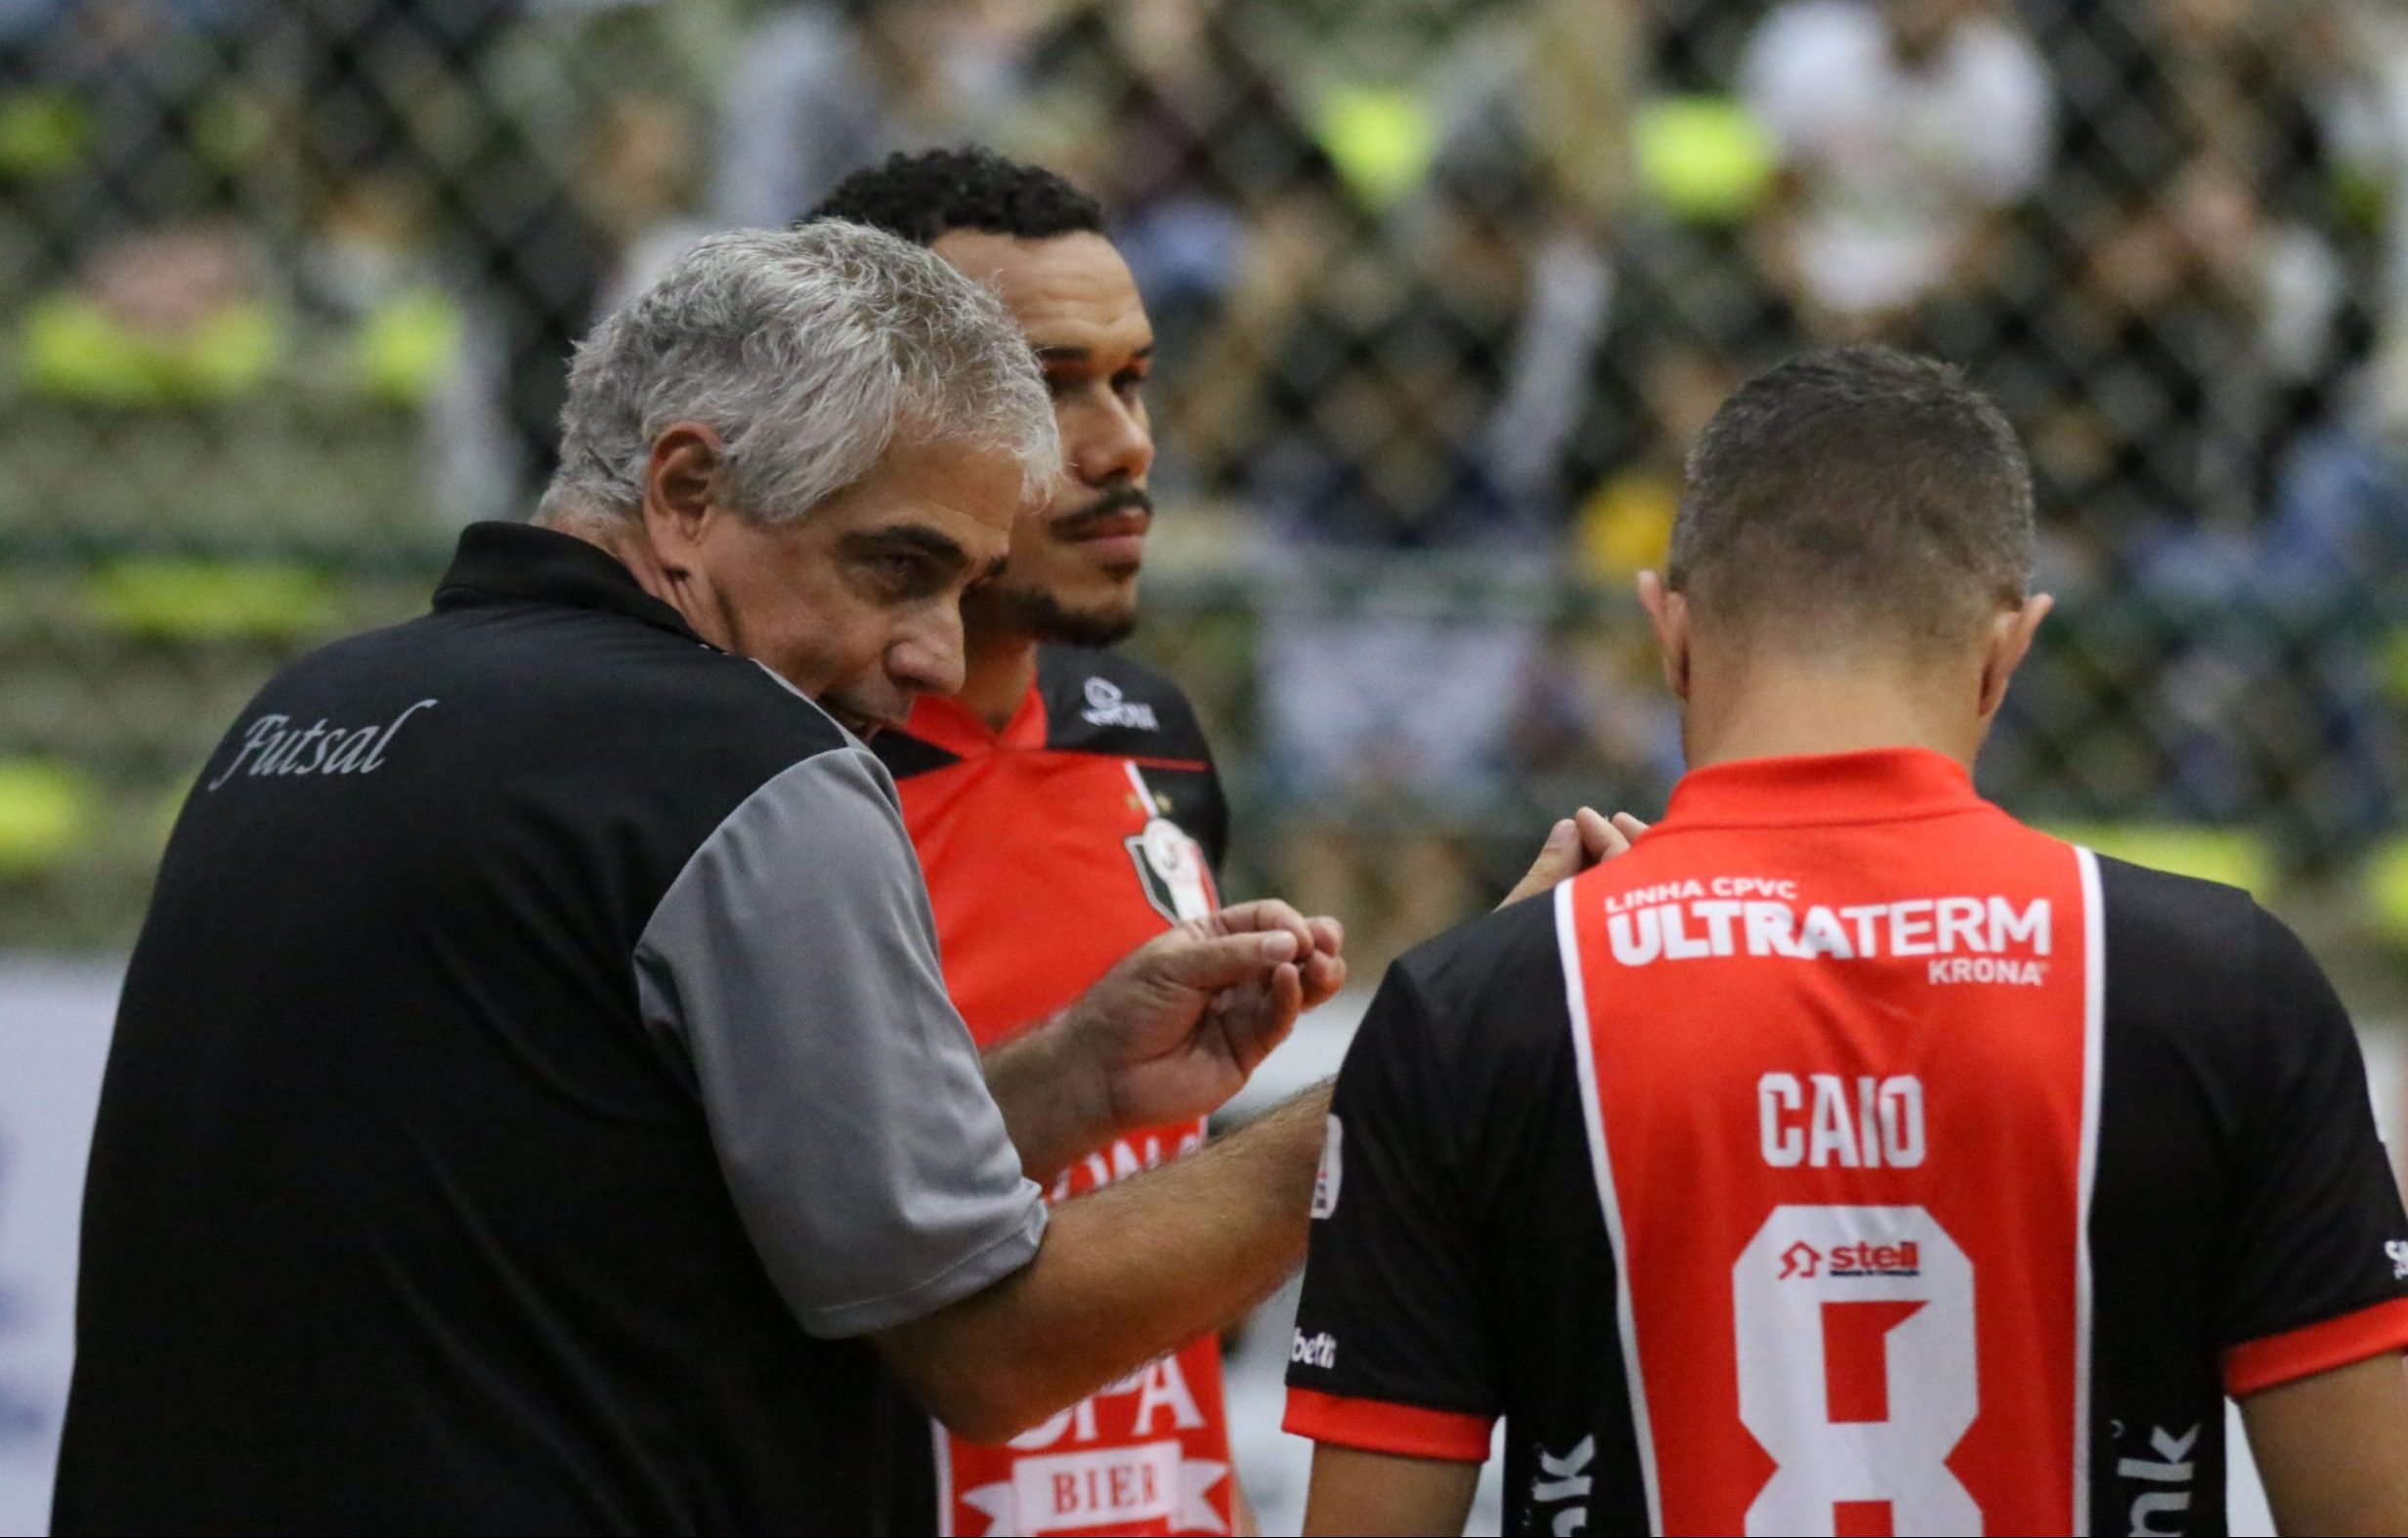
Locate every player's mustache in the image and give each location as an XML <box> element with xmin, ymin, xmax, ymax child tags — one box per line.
<box><xmin>1051</xmin><ymin>487</ymin><xmax>1153</xmax><ymax>536</ymax></box>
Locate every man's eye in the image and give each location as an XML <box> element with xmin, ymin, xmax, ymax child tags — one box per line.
<box><xmin>1113</xmin><ymin>370</ymin><xmax>1148</xmax><ymax>401</ymax></box>
<box><xmin>869</xmin><ymin>553</ymin><xmax>931</xmax><ymax>593</ymax></box>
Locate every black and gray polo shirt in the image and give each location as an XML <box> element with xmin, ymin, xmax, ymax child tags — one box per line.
<box><xmin>53</xmin><ymin>522</ymin><xmax>1046</xmax><ymax>1535</ymax></box>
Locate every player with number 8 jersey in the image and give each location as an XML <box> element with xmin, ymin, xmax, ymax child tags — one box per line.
<box><xmin>1283</xmin><ymin>348</ymin><xmax>2408</xmax><ymax>1536</ymax></box>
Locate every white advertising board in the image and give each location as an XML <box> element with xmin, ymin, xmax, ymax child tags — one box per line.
<box><xmin>0</xmin><ymin>963</ymin><xmax>116</xmax><ymax>1538</ymax></box>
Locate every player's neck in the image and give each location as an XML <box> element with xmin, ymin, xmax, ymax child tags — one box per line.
<box><xmin>957</xmin><ymin>626</ymin><xmax>1040</xmax><ymax>732</ymax></box>
<box><xmin>1681</xmin><ymin>655</ymin><xmax>1981</xmax><ymax>774</ymax></box>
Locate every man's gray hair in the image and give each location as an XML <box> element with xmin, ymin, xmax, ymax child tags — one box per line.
<box><xmin>539</xmin><ymin>223</ymin><xmax>1058</xmax><ymax>525</ymax></box>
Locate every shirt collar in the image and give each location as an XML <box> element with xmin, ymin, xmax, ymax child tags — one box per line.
<box><xmin>431</xmin><ymin>522</ymin><xmax>706</xmax><ymax>644</ymax></box>
<box><xmin>1663</xmin><ymin>748</ymin><xmax>1983</xmax><ymax>829</ymax></box>
<box><xmin>898</xmin><ymin>678</ymin><xmax>1049</xmax><ymax>759</ymax></box>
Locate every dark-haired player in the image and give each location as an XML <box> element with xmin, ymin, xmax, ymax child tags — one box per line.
<box><xmin>1284</xmin><ymin>346</ymin><xmax>2408</xmax><ymax>1535</ymax></box>
<box><xmin>813</xmin><ymin>145</ymin><xmax>1248</xmax><ymax>1538</ymax></box>
<box><xmin>812</xmin><ymin>148</ymin><xmax>1614</xmax><ymax>1537</ymax></box>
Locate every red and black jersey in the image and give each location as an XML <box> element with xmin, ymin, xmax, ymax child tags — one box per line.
<box><xmin>874</xmin><ymin>646</ymin><xmax>1236</xmax><ymax>1537</ymax></box>
<box><xmin>1284</xmin><ymin>748</ymin><xmax>2408</xmax><ymax>1537</ymax></box>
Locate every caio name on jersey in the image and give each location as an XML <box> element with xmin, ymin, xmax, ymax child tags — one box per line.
<box><xmin>1603</xmin><ymin>876</ymin><xmax>2052</xmax><ymax>986</ymax></box>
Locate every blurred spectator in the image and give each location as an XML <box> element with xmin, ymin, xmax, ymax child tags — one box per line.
<box><xmin>1741</xmin><ymin>0</ymin><xmax>2050</xmax><ymax>337</ymax></box>
<box><xmin>285</xmin><ymin>0</ymin><xmax>607</xmax><ymax>502</ymax></box>
<box><xmin>713</xmin><ymin>0</ymin><xmax>1031</xmax><ymax>228</ymax></box>
<box><xmin>2024</xmin><ymin>0</ymin><xmax>2365</xmax><ymax>534</ymax></box>
<box><xmin>582</xmin><ymin>92</ymin><xmax>713</xmax><ymax>312</ymax></box>
<box><xmin>2313</xmin><ymin>0</ymin><xmax>2408</xmax><ymax>424</ymax></box>
<box><xmin>1014</xmin><ymin>0</ymin><xmax>1340</xmax><ymax>490</ymax></box>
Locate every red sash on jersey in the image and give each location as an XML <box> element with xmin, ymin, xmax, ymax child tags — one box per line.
<box><xmin>1558</xmin><ymin>750</ymin><xmax>2101</xmax><ymax>1536</ymax></box>
<box><xmin>897</xmin><ymin>691</ymin><xmax>1234</xmax><ymax>1537</ymax></box>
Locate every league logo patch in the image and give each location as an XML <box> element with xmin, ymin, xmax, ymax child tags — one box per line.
<box><xmin>1312</xmin><ymin>1115</ymin><xmax>1343</xmax><ymax>1219</ymax></box>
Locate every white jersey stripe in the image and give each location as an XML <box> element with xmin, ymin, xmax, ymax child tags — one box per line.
<box><xmin>2073</xmin><ymin>845</ymin><xmax>2108</xmax><ymax>1535</ymax></box>
<box><xmin>1557</xmin><ymin>878</ymin><xmax>1663</xmax><ymax>1535</ymax></box>
<box><xmin>932</xmin><ymin>1418</ymin><xmax>955</xmax><ymax>1538</ymax></box>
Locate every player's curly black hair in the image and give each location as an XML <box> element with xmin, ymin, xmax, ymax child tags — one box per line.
<box><xmin>805</xmin><ymin>147</ymin><xmax>1104</xmax><ymax>247</ymax></box>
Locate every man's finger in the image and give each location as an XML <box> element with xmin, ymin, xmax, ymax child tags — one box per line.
<box><xmin>1498</xmin><ymin>819</ymin><xmax>1580</xmax><ymax>908</ymax></box>
<box><xmin>1143</xmin><ymin>926</ymin><xmax>1298</xmax><ymax>994</ymax></box>
<box><xmin>1307</xmin><ymin>916</ymin><xmax>1345</xmax><ymax>959</ymax></box>
<box><xmin>1227</xmin><ymin>963</ymin><xmax>1304</xmax><ymax>1074</ymax></box>
<box><xmin>1574</xmin><ymin>806</ymin><xmax>1631</xmax><ymax>861</ymax></box>
<box><xmin>1299</xmin><ymin>952</ymin><xmax>1348</xmax><ymax>1009</ymax></box>
<box><xmin>1210</xmin><ymin>898</ymin><xmax>1315</xmax><ymax>951</ymax></box>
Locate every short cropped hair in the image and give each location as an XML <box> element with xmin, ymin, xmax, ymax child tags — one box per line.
<box><xmin>540</xmin><ymin>223</ymin><xmax>1058</xmax><ymax>526</ymax></box>
<box><xmin>1670</xmin><ymin>346</ymin><xmax>2036</xmax><ymax>642</ymax></box>
<box><xmin>807</xmin><ymin>146</ymin><xmax>1105</xmax><ymax>247</ymax></box>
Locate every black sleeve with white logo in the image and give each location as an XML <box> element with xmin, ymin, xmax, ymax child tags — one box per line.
<box><xmin>2217</xmin><ymin>904</ymin><xmax>2408</xmax><ymax>1363</ymax></box>
<box><xmin>2086</xmin><ymin>853</ymin><xmax>2408</xmax><ymax>1534</ymax></box>
<box><xmin>1287</xmin><ymin>952</ymin><xmax>1501</xmax><ymax>1430</ymax></box>
<box><xmin>1285</xmin><ymin>896</ymin><xmax>1647</xmax><ymax>1533</ymax></box>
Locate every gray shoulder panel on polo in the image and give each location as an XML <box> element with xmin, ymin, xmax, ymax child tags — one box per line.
<box><xmin>633</xmin><ymin>745</ymin><xmax>1046</xmax><ymax>1340</ymax></box>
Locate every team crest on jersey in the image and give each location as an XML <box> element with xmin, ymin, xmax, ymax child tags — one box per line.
<box><xmin>1128</xmin><ymin>817</ymin><xmax>1213</xmax><ymax>923</ymax></box>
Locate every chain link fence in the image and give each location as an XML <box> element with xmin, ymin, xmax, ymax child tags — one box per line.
<box><xmin>7</xmin><ymin>0</ymin><xmax>2408</xmax><ymax>994</ymax></box>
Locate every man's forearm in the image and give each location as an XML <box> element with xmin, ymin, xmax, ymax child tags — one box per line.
<box><xmin>880</xmin><ymin>1084</ymin><xmax>1332</xmax><ymax>1441</ymax></box>
<box><xmin>982</xmin><ymin>1017</ymin><xmax>1117</xmax><ymax>1185</ymax></box>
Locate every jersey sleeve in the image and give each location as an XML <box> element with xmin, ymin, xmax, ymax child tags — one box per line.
<box><xmin>2216</xmin><ymin>907</ymin><xmax>2408</xmax><ymax>1396</ymax></box>
<box><xmin>1196</xmin><ymin>747</ymin><xmax>1231</xmax><ymax>876</ymax></box>
<box><xmin>633</xmin><ymin>747</ymin><xmax>1047</xmax><ymax>1340</ymax></box>
<box><xmin>1282</xmin><ymin>959</ymin><xmax>1500</xmax><ymax>1461</ymax></box>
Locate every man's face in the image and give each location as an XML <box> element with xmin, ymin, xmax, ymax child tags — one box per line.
<box><xmin>685</xmin><ymin>440</ymin><xmax>1023</xmax><ymax>737</ymax></box>
<box><xmin>930</xmin><ymin>229</ymin><xmax>1156</xmax><ymax>648</ymax></box>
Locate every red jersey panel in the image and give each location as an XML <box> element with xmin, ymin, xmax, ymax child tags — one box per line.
<box><xmin>1560</xmin><ymin>751</ymin><xmax>2095</xmax><ymax>1534</ymax></box>
<box><xmin>877</xmin><ymin>648</ymin><xmax>1234</xmax><ymax>1538</ymax></box>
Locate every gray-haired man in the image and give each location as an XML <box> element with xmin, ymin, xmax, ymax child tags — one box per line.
<box><xmin>53</xmin><ymin>224</ymin><xmax>1346</xmax><ymax>1534</ymax></box>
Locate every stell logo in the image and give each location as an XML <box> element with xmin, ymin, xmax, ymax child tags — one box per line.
<box><xmin>1082</xmin><ymin>677</ymin><xmax>1159</xmax><ymax>731</ymax></box>
<box><xmin>1779</xmin><ymin>1238</ymin><xmax>1922</xmax><ymax>1280</ymax></box>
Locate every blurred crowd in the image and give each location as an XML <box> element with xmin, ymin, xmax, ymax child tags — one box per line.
<box><xmin>10</xmin><ymin>0</ymin><xmax>2408</xmax><ymax>935</ymax></box>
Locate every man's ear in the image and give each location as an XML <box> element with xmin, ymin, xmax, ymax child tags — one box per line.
<box><xmin>641</xmin><ymin>423</ymin><xmax>729</xmax><ymax>567</ymax></box>
<box><xmin>1977</xmin><ymin>593</ymin><xmax>2053</xmax><ymax>722</ymax></box>
<box><xmin>1637</xmin><ymin>571</ymin><xmax>1692</xmax><ymax>701</ymax></box>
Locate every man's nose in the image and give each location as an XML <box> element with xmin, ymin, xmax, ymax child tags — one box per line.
<box><xmin>888</xmin><ymin>610</ymin><xmax>967</xmax><ymax>702</ymax></box>
<box><xmin>1071</xmin><ymin>394</ymin><xmax>1153</xmax><ymax>488</ymax></box>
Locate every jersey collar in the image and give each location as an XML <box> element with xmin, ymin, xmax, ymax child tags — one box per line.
<box><xmin>898</xmin><ymin>677</ymin><xmax>1049</xmax><ymax>759</ymax></box>
<box><xmin>432</xmin><ymin>522</ymin><xmax>707</xmax><ymax>644</ymax></box>
<box><xmin>1662</xmin><ymin>748</ymin><xmax>1984</xmax><ymax>829</ymax></box>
